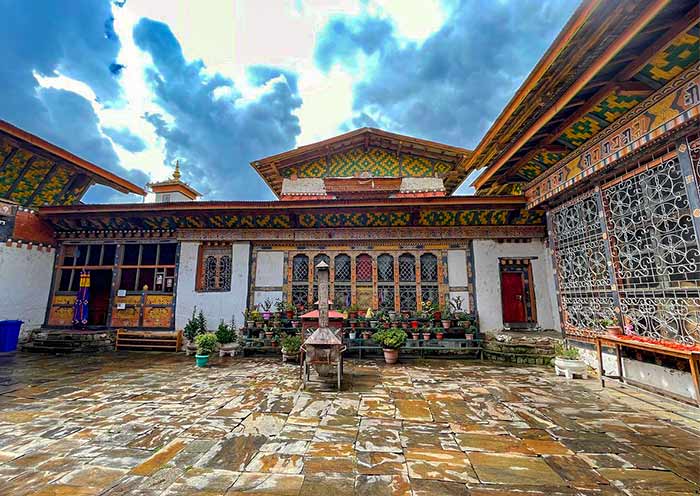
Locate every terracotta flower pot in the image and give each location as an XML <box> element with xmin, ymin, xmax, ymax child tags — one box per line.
<box><xmin>286</xmin><ymin>310</ymin><xmax>294</xmax><ymax>319</ymax></box>
<box><xmin>422</xmin><ymin>332</ymin><xmax>431</xmax><ymax>341</ymax></box>
<box><xmin>441</xmin><ymin>320</ymin><xmax>450</xmax><ymax>330</ymax></box>
<box><xmin>606</xmin><ymin>325</ymin><xmax>622</xmax><ymax>337</ymax></box>
<box><xmin>383</xmin><ymin>348</ymin><xmax>399</xmax><ymax>364</ymax></box>
<box><xmin>436</xmin><ymin>332</ymin><xmax>444</xmax><ymax>340</ymax></box>
<box><xmin>411</xmin><ymin>332</ymin><xmax>420</xmax><ymax>340</ymax></box>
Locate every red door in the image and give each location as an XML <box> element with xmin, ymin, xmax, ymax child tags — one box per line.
<box><xmin>501</xmin><ymin>272</ymin><xmax>526</xmax><ymax>323</ymax></box>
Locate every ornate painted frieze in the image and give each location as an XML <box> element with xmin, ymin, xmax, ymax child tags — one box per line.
<box><xmin>527</xmin><ymin>66</ymin><xmax>700</xmax><ymax>207</ymax></box>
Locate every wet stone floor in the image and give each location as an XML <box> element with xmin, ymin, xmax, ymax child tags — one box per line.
<box><xmin>0</xmin><ymin>353</ymin><xmax>699</xmax><ymax>496</ymax></box>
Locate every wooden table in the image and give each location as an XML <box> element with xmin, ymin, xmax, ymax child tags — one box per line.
<box><xmin>595</xmin><ymin>335</ymin><xmax>700</xmax><ymax>406</ymax></box>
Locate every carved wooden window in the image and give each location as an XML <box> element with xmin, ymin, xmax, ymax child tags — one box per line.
<box><xmin>334</xmin><ymin>254</ymin><xmax>351</xmax><ymax>308</ymax></box>
<box><xmin>356</xmin><ymin>254</ymin><xmax>372</xmax><ymax>282</ymax></box>
<box><xmin>356</xmin><ymin>254</ymin><xmax>373</xmax><ymax>309</ymax></box>
<box><xmin>377</xmin><ymin>254</ymin><xmax>395</xmax><ymax>311</ymax></box>
<box><xmin>197</xmin><ymin>244</ymin><xmax>231</xmax><ymax>292</ymax></box>
<box><xmin>292</xmin><ymin>254</ymin><xmax>309</xmax><ymax>308</ymax></box>
<box><xmin>420</xmin><ymin>253</ymin><xmax>439</xmax><ymax>307</ymax></box>
<box><xmin>399</xmin><ymin>253</ymin><xmax>416</xmax><ymax>311</ymax></box>
<box><xmin>117</xmin><ymin>243</ymin><xmax>177</xmax><ymax>293</ymax></box>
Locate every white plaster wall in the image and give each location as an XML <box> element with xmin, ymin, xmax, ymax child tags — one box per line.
<box><xmin>472</xmin><ymin>239</ymin><xmax>559</xmax><ymax>332</ymax></box>
<box><xmin>175</xmin><ymin>242</ymin><xmax>250</xmax><ymax>330</ymax></box>
<box><xmin>255</xmin><ymin>251</ymin><xmax>284</xmax><ymax>287</ymax></box>
<box><xmin>576</xmin><ymin>346</ymin><xmax>696</xmax><ymax>401</ymax></box>
<box><xmin>447</xmin><ymin>250</ymin><xmax>468</xmax><ymax>287</ymax></box>
<box><xmin>447</xmin><ymin>249</ymin><xmax>470</xmax><ymax>312</ymax></box>
<box><xmin>0</xmin><ymin>244</ymin><xmax>54</xmax><ymax>334</ymax></box>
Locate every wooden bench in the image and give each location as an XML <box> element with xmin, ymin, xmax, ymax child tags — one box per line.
<box><xmin>595</xmin><ymin>335</ymin><xmax>700</xmax><ymax>406</ymax></box>
<box><xmin>116</xmin><ymin>329</ymin><xmax>182</xmax><ymax>352</ymax></box>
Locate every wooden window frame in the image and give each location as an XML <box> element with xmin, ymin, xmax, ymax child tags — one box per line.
<box><xmin>195</xmin><ymin>243</ymin><xmax>232</xmax><ymax>292</ymax></box>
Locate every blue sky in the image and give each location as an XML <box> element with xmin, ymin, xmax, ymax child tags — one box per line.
<box><xmin>0</xmin><ymin>0</ymin><xmax>578</xmax><ymax>202</ymax></box>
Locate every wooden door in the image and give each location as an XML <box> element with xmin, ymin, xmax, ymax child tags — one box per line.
<box><xmin>501</xmin><ymin>272</ymin><xmax>526</xmax><ymax>323</ymax></box>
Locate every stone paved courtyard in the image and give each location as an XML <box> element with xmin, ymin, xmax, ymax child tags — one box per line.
<box><xmin>0</xmin><ymin>353</ymin><xmax>698</xmax><ymax>495</ymax></box>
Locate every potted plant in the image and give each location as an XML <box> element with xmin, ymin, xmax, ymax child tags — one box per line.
<box><xmin>281</xmin><ymin>334</ymin><xmax>302</xmax><ymax>363</ymax></box>
<box><xmin>348</xmin><ymin>327</ymin><xmax>357</xmax><ymax>340</ymax></box>
<box><xmin>216</xmin><ymin>319</ymin><xmax>238</xmax><ymax>357</ymax></box>
<box><xmin>194</xmin><ymin>332</ymin><xmax>218</xmax><ymax>367</ymax></box>
<box><xmin>553</xmin><ymin>342</ymin><xmax>588</xmax><ymax>379</ymax></box>
<box><xmin>274</xmin><ymin>299</ymin><xmax>285</xmax><ymax>319</ymax></box>
<box><xmin>372</xmin><ymin>327</ymin><xmax>407</xmax><ymax>364</ymax></box>
<box><xmin>243</xmin><ymin>308</ymin><xmax>256</xmax><ymax>329</ymax></box>
<box><xmin>362</xmin><ymin>328</ymin><xmax>372</xmax><ymax>340</ymax></box>
<box><xmin>435</xmin><ymin>328</ymin><xmax>445</xmax><ymax>340</ymax></box>
<box><xmin>285</xmin><ymin>302</ymin><xmax>296</xmax><ymax>320</ymax></box>
<box><xmin>440</xmin><ymin>305</ymin><xmax>452</xmax><ymax>330</ymax></box>
<box><xmin>423</xmin><ymin>300</ymin><xmax>440</xmax><ymax>321</ymax></box>
<box><xmin>600</xmin><ymin>318</ymin><xmax>622</xmax><ymax>336</ymax></box>
<box><xmin>464</xmin><ymin>325</ymin><xmax>477</xmax><ymax>341</ymax></box>
<box><xmin>422</xmin><ymin>327</ymin><xmax>432</xmax><ymax>341</ymax></box>
<box><xmin>411</xmin><ymin>329</ymin><xmax>420</xmax><ymax>340</ymax></box>
<box><xmin>183</xmin><ymin>307</ymin><xmax>201</xmax><ymax>355</ymax></box>
<box><xmin>261</xmin><ymin>299</ymin><xmax>273</xmax><ymax>320</ymax></box>
<box><xmin>348</xmin><ymin>304</ymin><xmax>359</xmax><ymax>320</ymax></box>
<box><xmin>264</xmin><ymin>324</ymin><xmax>274</xmax><ymax>340</ymax></box>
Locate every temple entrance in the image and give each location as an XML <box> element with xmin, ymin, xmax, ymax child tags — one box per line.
<box><xmin>499</xmin><ymin>259</ymin><xmax>537</xmax><ymax>328</ymax></box>
<box><xmin>88</xmin><ymin>270</ymin><xmax>112</xmax><ymax>326</ymax></box>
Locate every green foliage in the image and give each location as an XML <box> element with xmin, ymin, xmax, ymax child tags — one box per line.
<box><xmin>281</xmin><ymin>334</ymin><xmax>302</xmax><ymax>354</ymax></box>
<box><xmin>195</xmin><ymin>332</ymin><xmax>218</xmax><ymax>356</ymax></box>
<box><xmin>184</xmin><ymin>307</ymin><xmax>201</xmax><ymax>341</ymax></box>
<box><xmin>372</xmin><ymin>327</ymin><xmax>407</xmax><ymax>350</ymax></box>
<box><xmin>599</xmin><ymin>318</ymin><xmax>615</xmax><ymax>327</ymax></box>
<box><xmin>553</xmin><ymin>341</ymin><xmax>580</xmax><ymax>359</ymax></box>
<box><xmin>215</xmin><ymin>320</ymin><xmax>236</xmax><ymax>345</ymax></box>
<box><xmin>261</xmin><ymin>298</ymin><xmax>273</xmax><ymax>312</ymax></box>
<box><xmin>196</xmin><ymin>310</ymin><xmax>208</xmax><ymax>334</ymax></box>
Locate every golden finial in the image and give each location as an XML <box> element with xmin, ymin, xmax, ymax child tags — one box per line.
<box><xmin>173</xmin><ymin>160</ymin><xmax>181</xmax><ymax>181</ymax></box>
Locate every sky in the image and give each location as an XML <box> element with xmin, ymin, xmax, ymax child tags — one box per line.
<box><xmin>0</xmin><ymin>0</ymin><xmax>579</xmax><ymax>203</ymax></box>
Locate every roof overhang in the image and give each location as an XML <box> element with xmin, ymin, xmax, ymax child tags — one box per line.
<box><xmin>0</xmin><ymin>119</ymin><xmax>146</xmax><ymax>207</ymax></box>
<box><xmin>469</xmin><ymin>0</ymin><xmax>699</xmax><ymax>194</ymax></box>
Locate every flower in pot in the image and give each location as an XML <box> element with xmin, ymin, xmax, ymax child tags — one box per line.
<box><xmin>264</xmin><ymin>324</ymin><xmax>274</xmax><ymax>340</ymax></box>
<box><xmin>243</xmin><ymin>308</ymin><xmax>256</xmax><ymax>329</ymax></box>
<box><xmin>261</xmin><ymin>299</ymin><xmax>273</xmax><ymax>320</ymax></box>
<box><xmin>440</xmin><ymin>306</ymin><xmax>452</xmax><ymax>330</ymax></box>
<box><xmin>410</xmin><ymin>319</ymin><xmax>419</xmax><ymax>329</ymax></box>
<box><xmin>274</xmin><ymin>299</ymin><xmax>285</xmax><ymax>319</ymax></box>
<box><xmin>348</xmin><ymin>304</ymin><xmax>359</xmax><ymax>320</ymax></box>
<box><xmin>281</xmin><ymin>334</ymin><xmax>302</xmax><ymax>363</ymax></box>
<box><xmin>411</xmin><ymin>330</ymin><xmax>420</xmax><ymax>340</ymax></box>
<box><xmin>423</xmin><ymin>300</ymin><xmax>440</xmax><ymax>321</ymax></box>
<box><xmin>422</xmin><ymin>327</ymin><xmax>432</xmax><ymax>341</ymax></box>
<box><xmin>553</xmin><ymin>342</ymin><xmax>587</xmax><ymax>379</ymax></box>
<box><xmin>600</xmin><ymin>318</ymin><xmax>621</xmax><ymax>336</ymax></box>
<box><xmin>372</xmin><ymin>327</ymin><xmax>407</xmax><ymax>364</ymax></box>
<box><xmin>285</xmin><ymin>302</ymin><xmax>296</xmax><ymax>320</ymax></box>
<box><xmin>401</xmin><ymin>321</ymin><xmax>409</xmax><ymax>330</ymax></box>
<box><xmin>194</xmin><ymin>332</ymin><xmax>218</xmax><ymax>367</ymax></box>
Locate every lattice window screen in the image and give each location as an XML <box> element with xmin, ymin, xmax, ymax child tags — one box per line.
<box><xmin>602</xmin><ymin>156</ymin><xmax>700</xmax><ymax>346</ymax></box>
<box><xmin>550</xmin><ymin>192</ymin><xmax>615</xmax><ymax>336</ymax></box>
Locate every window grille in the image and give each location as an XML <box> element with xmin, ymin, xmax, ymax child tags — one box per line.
<box><xmin>292</xmin><ymin>254</ymin><xmax>309</xmax><ymax>308</ymax></box>
<box><xmin>334</xmin><ymin>254</ymin><xmax>351</xmax><ymax>307</ymax></box>
<box><xmin>356</xmin><ymin>254</ymin><xmax>372</xmax><ymax>281</ymax></box>
<box><xmin>399</xmin><ymin>253</ymin><xmax>416</xmax><ymax>311</ymax></box>
<box><xmin>199</xmin><ymin>245</ymin><xmax>232</xmax><ymax>292</ymax></box>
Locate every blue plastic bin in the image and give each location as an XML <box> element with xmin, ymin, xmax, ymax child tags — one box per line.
<box><xmin>0</xmin><ymin>320</ymin><xmax>23</xmax><ymax>352</ymax></box>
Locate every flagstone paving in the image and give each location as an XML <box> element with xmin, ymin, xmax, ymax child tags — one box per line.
<box><xmin>0</xmin><ymin>352</ymin><xmax>699</xmax><ymax>495</ymax></box>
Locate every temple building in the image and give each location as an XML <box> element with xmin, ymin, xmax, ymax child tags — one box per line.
<box><xmin>0</xmin><ymin>0</ymin><xmax>698</xmax><ymax>402</ymax></box>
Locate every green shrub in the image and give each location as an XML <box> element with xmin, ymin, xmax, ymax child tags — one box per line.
<box><xmin>196</xmin><ymin>310</ymin><xmax>208</xmax><ymax>334</ymax></box>
<box><xmin>553</xmin><ymin>341</ymin><xmax>580</xmax><ymax>359</ymax></box>
<box><xmin>281</xmin><ymin>334</ymin><xmax>302</xmax><ymax>354</ymax></box>
<box><xmin>195</xmin><ymin>332</ymin><xmax>218</xmax><ymax>356</ymax></box>
<box><xmin>184</xmin><ymin>307</ymin><xmax>201</xmax><ymax>341</ymax></box>
<box><xmin>372</xmin><ymin>327</ymin><xmax>407</xmax><ymax>349</ymax></box>
<box><xmin>215</xmin><ymin>320</ymin><xmax>236</xmax><ymax>345</ymax></box>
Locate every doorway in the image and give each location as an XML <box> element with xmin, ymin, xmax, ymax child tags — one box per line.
<box><xmin>499</xmin><ymin>259</ymin><xmax>537</xmax><ymax>328</ymax></box>
<box><xmin>88</xmin><ymin>270</ymin><xmax>113</xmax><ymax>326</ymax></box>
